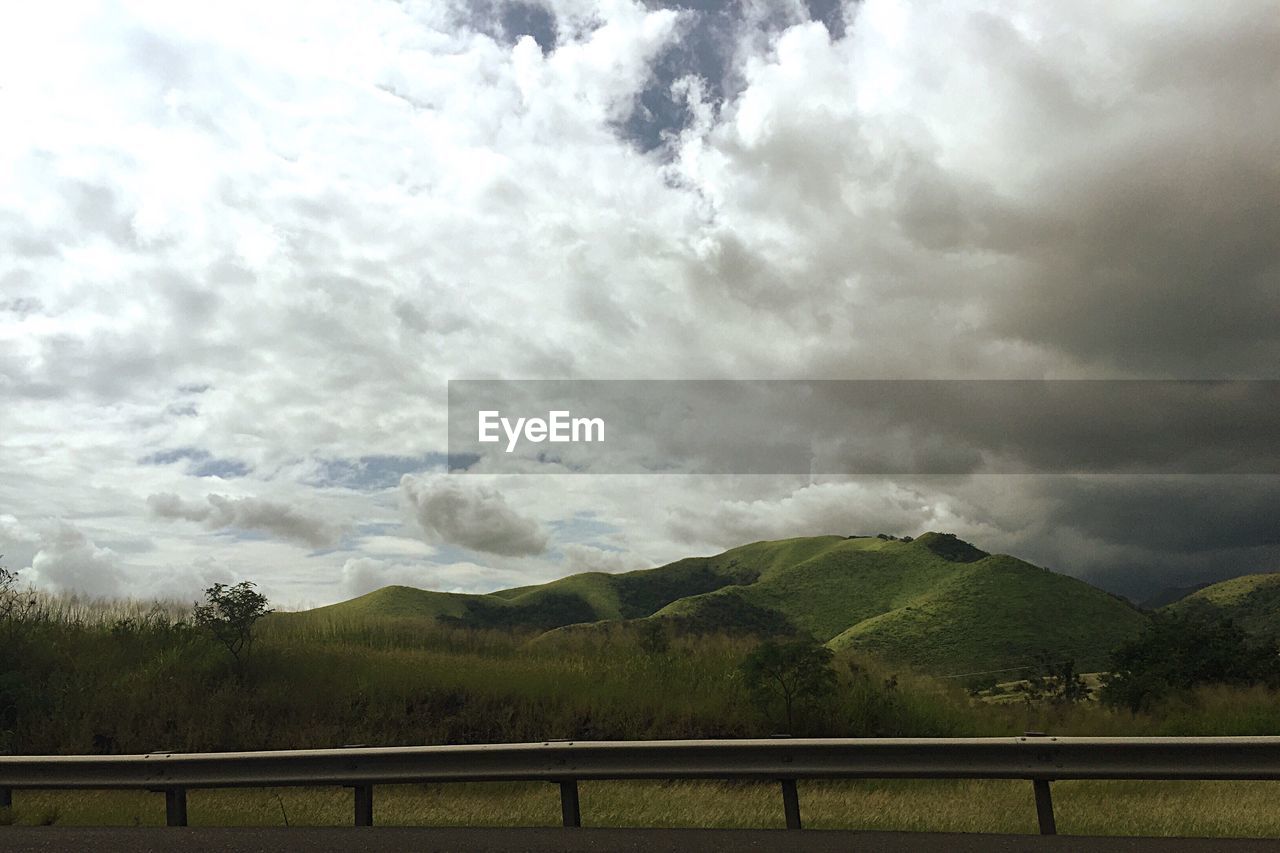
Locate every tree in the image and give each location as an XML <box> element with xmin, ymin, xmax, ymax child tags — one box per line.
<box><xmin>0</xmin><ymin>560</ymin><xmax>38</xmax><ymax>752</ymax></box>
<box><xmin>740</xmin><ymin>637</ymin><xmax>837</xmax><ymax>733</ymax></box>
<box><xmin>0</xmin><ymin>561</ymin><xmax>39</xmax><ymax>643</ymax></box>
<box><xmin>1017</xmin><ymin>652</ymin><xmax>1091</xmax><ymax>705</ymax></box>
<box><xmin>1100</xmin><ymin>612</ymin><xmax>1280</xmax><ymax>712</ymax></box>
<box><xmin>193</xmin><ymin>581</ymin><xmax>272</xmax><ymax>675</ymax></box>
<box><xmin>636</xmin><ymin>619</ymin><xmax>670</xmax><ymax>657</ymax></box>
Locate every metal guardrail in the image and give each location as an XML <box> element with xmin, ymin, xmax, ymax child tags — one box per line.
<box><xmin>4</xmin><ymin>735</ymin><xmax>1280</xmax><ymax>834</ymax></box>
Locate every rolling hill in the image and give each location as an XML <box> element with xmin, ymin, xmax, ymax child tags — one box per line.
<box><xmin>1164</xmin><ymin>573</ymin><xmax>1280</xmax><ymax>638</ymax></box>
<box><xmin>289</xmin><ymin>532</ymin><xmax>1150</xmax><ymax>675</ymax></box>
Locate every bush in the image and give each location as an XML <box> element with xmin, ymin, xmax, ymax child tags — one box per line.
<box><xmin>1100</xmin><ymin>612</ymin><xmax>1280</xmax><ymax>712</ymax></box>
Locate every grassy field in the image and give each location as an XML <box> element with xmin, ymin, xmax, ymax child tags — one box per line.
<box><xmin>7</xmin><ymin>779</ymin><xmax>1280</xmax><ymax>837</ymax></box>
<box><xmin>7</xmin><ymin>556</ymin><xmax>1280</xmax><ymax>836</ymax></box>
<box><xmin>7</xmin><ymin>588</ymin><xmax>1280</xmax><ymax>756</ymax></box>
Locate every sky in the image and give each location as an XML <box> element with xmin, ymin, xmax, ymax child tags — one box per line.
<box><xmin>1</xmin><ymin>0</ymin><xmax>1278</xmax><ymax>608</ymax></box>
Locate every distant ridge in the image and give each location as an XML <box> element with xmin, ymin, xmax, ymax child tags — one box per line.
<box><xmin>1164</xmin><ymin>573</ymin><xmax>1280</xmax><ymax>638</ymax></box>
<box><xmin>1141</xmin><ymin>582</ymin><xmax>1213</xmax><ymax>610</ymax></box>
<box><xmin>286</xmin><ymin>533</ymin><xmax>1149</xmax><ymax>674</ymax></box>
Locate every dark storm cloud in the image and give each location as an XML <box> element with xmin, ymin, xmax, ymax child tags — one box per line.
<box><xmin>1041</xmin><ymin>477</ymin><xmax>1280</xmax><ymax>556</ymax></box>
<box><xmin>450</xmin><ymin>380</ymin><xmax>1280</xmax><ymax>475</ymax></box>
<box><xmin>854</xmin><ymin>7</ymin><xmax>1280</xmax><ymax>377</ymax></box>
<box><xmin>987</xmin><ymin>145</ymin><xmax>1280</xmax><ymax>375</ymax></box>
<box><xmin>964</xmin><ymin>474</ymin><xmax>1280</xmax><ymax>601</ymax></box>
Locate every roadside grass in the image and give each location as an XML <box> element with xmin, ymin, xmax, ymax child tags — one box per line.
<box><xmin>6</xmin><ymin>779</ymin><xmax>1280</xmax><ymax>837</ymax></box>
<box><xmin>11</xmin><ymin>600</ymin><xmax>1280</xmax><ymax>755</ymax></box>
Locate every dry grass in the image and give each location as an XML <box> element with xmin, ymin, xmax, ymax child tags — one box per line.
<box><xmin>6</xmin><ymin>779</ymin><xmax>1280</xmax><ymax>837</ymax></box>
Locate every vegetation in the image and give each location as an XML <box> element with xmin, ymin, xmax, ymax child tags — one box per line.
<box><xmin>739</xmin><ymin>638</ymin><xmax>838</xmax><ymax>733</ymax></box>
<box><xmin>1015</xmin><ymin>653</ymin><xmax>1092</xmax><ymax>706</ymax></box>
<box><xmin>1100</xmin><ymin>612</ymin><xmax>1280</xmax><ymax>712</ymax></box>
<box><xmin>193</xmin><ymin>581</ymin><xmax>273</xmax><ymax>676</ymax></box>
<box><xmin>0</xmin><ymin>593</ymin><xmax>986</xmax><ymax>756</ymax></box>
<box><xmin>11</xmin><ymin>779</ymin><xmax>1280</xmax><ymax>836</ymax></box>
<box><xmin>5</xmin><ymin>536</ymin><xmax>1280</xmax><ymax>833</ymax></box>
<box><xmin>1164</xmin><ymin>573</ymin><xmax>1280</xmax><ymax>640</ymax></box>
<box><xmin>297</xmin><ymin>534</ymin><xmax>1150</xmax><ymax>676</ymax></box>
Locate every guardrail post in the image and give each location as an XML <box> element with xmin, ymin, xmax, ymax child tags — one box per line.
<box><xmin>164</xmin><ymin>787</ymin><xmax>188</xmax><ymax>827</ymax></box>
<box><xmin>1</xmin><ymin>787</ymin><xmax>12</xmax><ymax>809</ymax></box>
<box><xmin>780</xmin><ymin>778</ymin><xmax>801</xmax><ymax>830</ymax></box>
<box><xmin>560</xmin><ymin>780</ymin><xmax>581</xmax><ymax>827</ymax></box>
<box><xmin>353</xmin><ymin>784</ymin><xmax>374</xmax><ymax>826</ymax></box>
<box><xmin>1033</xmin><ymin>779</ymin><xmax>1056</xmax><ymax>835</ymax></box>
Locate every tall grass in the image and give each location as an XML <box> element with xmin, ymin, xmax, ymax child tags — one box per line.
<box><xmin>10</xmin><ymin>780</ymin><xmax>1280</xmax><ymax>836</ymax></box>
<box><xmin>3</xmin><ymin>587</ymin><xmax>1279</xmax><ymax>761</ymax></box>
<box><xmin>2</xmin><ymin>587</ymin><xmax>191</xmax><ymax>631</ymax></box>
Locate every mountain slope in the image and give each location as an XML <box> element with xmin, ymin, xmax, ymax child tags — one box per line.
<box><xmin>1164</xmin><ymin>573</ymin><xmax>1280</xmax><ymax>637</ymax></box>
<box><xmin>286</xmin><ymin>542</ymin><xmax>775</xmax><ymax>631</ymax></box>
<box><xmin>825</xmin><ymin>554</ymin><xmax>1146</xmax><ymax>674</ymax></box>
<box><xmin>293</xmin><ymin>532</ymin><xmax>1149</xmax><ymax>674</ymax></box>
<box><xmin>655</xmin><ymin>534</ymin><xmax>1147</xmax><ymax>674</ymax></box>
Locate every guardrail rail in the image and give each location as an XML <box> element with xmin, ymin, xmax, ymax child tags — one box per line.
<box><xmin>5</xmin><ymin>735</ymin><xmax>1280</xmax><ymax>835</ymax></box>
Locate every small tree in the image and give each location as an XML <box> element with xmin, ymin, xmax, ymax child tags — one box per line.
<box><xmin>193</xmin><ymin>581</ymin><xmax>272</xmax><ymax>675</ymax></box>
<box><xmin>0</xmin><ymin>561</ymin><xmax>39</xmax><ymax>643</ymax></box>
<box><xmin>0</xmin><ymin>560</ymin><xmax>37</xmax><ymax>752</ymax></box>
<box><xmin>740</xmin><ymin>637</ymin><xmax>837</xmax><ymax>733</ymax></box>
<box><xmin>637</xmin><ymin>620</ymin><xmax>670</xmax><ymax>657</ymax></box>
<box><xmin>0</xmin><ymin>563</ymin><xmax>19</xmax><ymax>625</ymax></box>
<box><xmin>1017</xmin><ymin>652</ymin><xmax>1091</xmax><ymax>706</ymax></box>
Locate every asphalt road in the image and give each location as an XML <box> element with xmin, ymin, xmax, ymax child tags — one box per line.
<box><xmin>3</xmin><ymin>828</ymin><xmax>1280</xmax><ymax>853</ymax></box>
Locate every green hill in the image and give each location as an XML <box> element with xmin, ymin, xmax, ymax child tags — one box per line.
<box><xmin>293</xmin><ymin>532</ymin><xmax>1150</xmax><ymax>674</ymax></box>
<box><xmin>653</xmin><ymin>533</ymin><xmax>1147</xmax><ymax>674</ymax></box>
<box><xmin>1164</xmin><ymin>573</ymin><xmax>1280</xmax><ymax>638</ymax></box>
<box><xmin>285</xmin><ymin>545</ymin><xmax>769</xmax><ymax>632</ymax></box>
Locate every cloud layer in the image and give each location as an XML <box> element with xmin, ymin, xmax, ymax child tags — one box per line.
<box><xmin>1</xmin><ymin>0</ymin><xmax>1276</xmax><ymax>605</ymax></box>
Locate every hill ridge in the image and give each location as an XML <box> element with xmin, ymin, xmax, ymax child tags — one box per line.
<box><xmin>1164</xmin><ymin>572</ymin><xmax>1280</xmax><ymax>638</ymax></box>
<box><xmin>284</xmin><ymin>532</ymin><xmax>1149</xmax><ymax>674</ymax></box>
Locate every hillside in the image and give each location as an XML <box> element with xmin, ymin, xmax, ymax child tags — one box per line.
<box><xmin>1164</xmin><ymin>573</ymin><xmax>1280</xmax><ymax>638</ymax></box>
<box><xmin>293</xmin><ymin>532</ymin><xmax>1150</xmax><ymax>674</ymax></box>
<box><xmin>652</xmin><ymin>533</ymin><xmax>1147</xmax><ymax>674</ymax></box>
<box><xmin>284</xmin><ymin>544</ymin><xmax>771</xmax><ymax>632</ymax></box>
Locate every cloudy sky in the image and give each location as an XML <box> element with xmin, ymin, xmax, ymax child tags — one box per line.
<box><xmin>1</xmin><ymin>0</ymin><xmax>1278</xmax><ymax>607</ymax></box>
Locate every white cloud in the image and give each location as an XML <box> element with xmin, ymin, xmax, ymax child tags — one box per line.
<box><xmin>18</xmin><ymin>522</ymin><xmax>128</xmax><ymax>598</ymax></box>
<box><xmin>401</xmin><ymin>475</ymin><xmax>548</xmax><ymax>557</ymax></box>
<box><xmin>561</xmin><ymin>543</ymin><xmax>649</xmax><ymax>575</ymax></box>
<box><xmin>340</xmin><ymin>555</ymin><xmax>531</xmax><ymax>597</ymax></box>
<box><xmin>1</xmin><ymin>0</ymin><xmax>1275</xmax><ymax>603</ymax></box>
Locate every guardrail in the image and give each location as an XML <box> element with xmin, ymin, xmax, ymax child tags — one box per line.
<box><xmin>5</xmin><ymin>735</ymin><xmax>1280</xmax><ymax>835</ymax></box>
